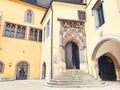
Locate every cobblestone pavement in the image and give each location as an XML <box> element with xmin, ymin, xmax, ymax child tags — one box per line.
<box><xmin>0</xmin><ymin>80</ymin><xmax>120</xmax><ymax>90</ymax></box>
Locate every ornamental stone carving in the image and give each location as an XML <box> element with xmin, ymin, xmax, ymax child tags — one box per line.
<box><xmin>58</xmin><ymin>18</ymin><xmax>86</xmax><ymax>49</ymax></box>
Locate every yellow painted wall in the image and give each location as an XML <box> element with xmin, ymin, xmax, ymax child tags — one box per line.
<box><xmin>0</xmin><ymin>0</ymin><xmax>46</xmax><ymax>80</ymax></box>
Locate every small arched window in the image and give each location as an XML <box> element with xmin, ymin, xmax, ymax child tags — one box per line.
<box><xmin>25</xmin><ymin>9</ymin><xmax>34</xmax><ymax>24</ymax></box>
<box><xmin>0</xmin><ymin>61</ymin><xmax>4</xmax><ymax>73</ymax></box>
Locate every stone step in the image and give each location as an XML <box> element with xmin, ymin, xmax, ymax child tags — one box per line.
<box><xmin>45</xmin><ymin>72</ymin><xmax>107</xmax><ymax>88</ymax></box>
<box><xmin>45</xmin><ymin>80</ymin><xmax>106</xmax><ymax>88</ymax></box>
<box><xmin>65</xmin><ymin>69</ymin><xmax>85</xmax><ymax>73</ymax></box>
<box><xmin>47</xmin><ymin>80</ymin><xmax>105</xmax><ymax>85</ymax></box>
<box><xmin>45</xmin><ymin>69</ymin><xmax>108</xmax><ymax>87</ymax></box>
<box><xmin>53</xmin><ymin>73</ymin><xmax>95</xmax><ymax>81</ymax></box>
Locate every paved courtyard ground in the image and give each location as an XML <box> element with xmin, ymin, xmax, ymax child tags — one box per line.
<box><xmin>0</xmin><ymin>80</ymin><xmax>120</xmax><ymax>90</ymax></box>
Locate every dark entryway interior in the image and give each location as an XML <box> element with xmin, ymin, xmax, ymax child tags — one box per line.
<box><xmin>65</xmin><ymin>42</ymin><xmax>80</xmax><ymax>69</ymax></box>
<box><xmin>42</xmin><ymin>62</ymin><xmax>46</xmax><ymax>79</ymax></box>
<box><xmin>98</xmin><ymin>56</ymin><xmax>116</xmax><ymax>81</ymax></box>
<box><xmin>16</xmin><ymin>62</ymin><xmax>28</xmax><ymax>80</ymax></box>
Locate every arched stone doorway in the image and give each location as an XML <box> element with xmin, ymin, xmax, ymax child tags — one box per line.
<box><xmin>16</xmin><ymin>61</ymin><xmax>28</xmax><ymax>80</ymax></box>
<box><xmin>98</xmin><ymin>55</ymin><xmax>116</xmax><ymax>81</ymax></box>
<box><xmin>58</xmin><ymin>19</ymin><xmax>87</xmax><ymax>74</ymax></box>
<box><xmin>42</xmin><ymin>62</ymin><xmax>46</xmax><ymax>79</ymax></box>
<box><xmin>91</xmin><ymin>37</ymin><xmax>120</xmax><ymax>80</ymax></box>
<box><xmin>65</xmin><ymin>42</ymin><xmax>80</xmax><ymax>69</ymax></box>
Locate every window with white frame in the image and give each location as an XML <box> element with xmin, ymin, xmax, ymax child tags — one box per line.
<box><xmin>25</xmin><ymin>9</ymin><xmax>34</xmax><ymax>24</ymax></box>
<box><xmin>46</xmin><ymin>20</ymin><xmax>50</xmax><ymax>38</ymax></box>
<box><xmin>92</xmin><ymin>0</ymin><xmax>105</xmax><ymax>28</ymax></box>
<box><xmin>43</xmin><ymin>20</ymin><xmax>50</xmax><ymax>42</ymax></box>
<box><xmin>29</xmin><ymin>27</ymin><xmax>42</xmax><ymax>42</ymax></box>
<box><xmin>0</xmin><ymin>61</ymin><xmax>4</xmax><ymax>73</ymax></box>
<box><xmin>78</xmin><ymin>10</ymin><xmax>86</xmax><ymax>21</ymax></box>
<box><xmin>39</xmin><ymin>30</ymin><xmax>42</xmax><ymax>42</ymax></box>
<box><xmin>16</xmin><ymin>26</ymin><xmax>26</xmax><ymax>39</ymax></box>
<box><xmin>0</xmin><ymin>12</ymin><xmax>2</xmax><ymax>25</ymax></box>
<box><xmin>4</xmin><ymin>22</ymin><xmax>26</xmax><ymax>39</ymax></box>
<box><xmin>43</xmin><ymin>27</ymin><xmax>46</xmax><ymax>42</ymax></box>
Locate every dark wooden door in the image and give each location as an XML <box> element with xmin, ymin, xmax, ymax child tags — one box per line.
<box><xmin>72</xmin><ymin>43</ymin><xmax>80</xmax><ymax>69</ymax></box>
<box><xmin>65</xmin><ymin>42</ymin><xmax>73</xmax><ymax>69</ymax></box>
<box><xmin>98</xmin><ymin>56</ymin><xmax>116</xmax><ymax>81</ymax></box>
<box><xmin>65</xmin><ymin>42</ymin><xmax>80</xmax><ymax>69</ymax></box>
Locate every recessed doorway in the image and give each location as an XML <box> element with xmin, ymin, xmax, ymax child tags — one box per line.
<box><xmin>65</xmin><ymin>42</ymin><xmax>80</xmax><ymax>69</ymax></box>
<box><xmin>98</xmin><ymin>56</ymin><xmax>116</xmax><ymax>81</ymax></box>
<box><xmin>16</xmin><ymin>62</ymin><xmax>28</xmax><ymax>80</ymax></box>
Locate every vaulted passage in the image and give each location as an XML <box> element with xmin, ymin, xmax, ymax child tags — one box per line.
<box><xmin>98</xmin><ymin>56</ymin><xmax>116</xmax><ymax>81</ymax></box>
<box><xmin>65</xmin><ymin>42</ymin><xmax>80</xmax><ymax>69</ymax></box>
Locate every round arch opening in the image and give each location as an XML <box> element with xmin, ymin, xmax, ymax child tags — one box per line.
<box><xmin>42</xmin><ymin>62</ymin><xmax>46</xmax><ymax>79</ymax></box>
<box><xmin>98</xmin><ymin>55</ymin><xmax>117</xmax><ymax>81</ymax></box>
<box><xmin>91</xmin><ymin>38</ymin><xmax>120</xmax><ymax>80</ymax></box>
<box><xmin>16</xmin><ymin>61</ymin><xmax>28</xmax><ymax>80</ymax></box>
<box><xmin>65</xmin><ymin>42</ymin><xmax>80</xmax><ymax>69</ymax></box>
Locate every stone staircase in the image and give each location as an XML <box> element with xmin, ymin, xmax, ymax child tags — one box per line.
<box><xmin>46</xmin><ymin>70</ymin><xmax>107</xmax><ymax>88</ymax></box>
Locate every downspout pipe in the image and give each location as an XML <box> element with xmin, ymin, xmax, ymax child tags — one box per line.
<box><xmin>117</xmin><ymin>0</ymin><xmax>120</xmax><ymax>13</ymax></box>
<box><xmin>50</xmin><ymin>2</ymin><xmax>53</xmax><ymax>80</ymax></box>
<box><xmin>85</xmin><ymin>0</ymin><xmax>87</xmax><ymax>4</ymax></box>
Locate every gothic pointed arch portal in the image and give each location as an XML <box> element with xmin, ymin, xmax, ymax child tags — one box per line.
<box><xmin>16</xmin><ymin>61</ymin><xmax>28</xmax><ymax>80</ymax></box>
<box><xmin>98</xmin><ymin>56</ymin><xmax>116</xmax><ymax>81</ymax></box>
<box><xmin>65</xmin><ymin>42</ymin><xmax>80</xmax><ymax>69</ymax></box>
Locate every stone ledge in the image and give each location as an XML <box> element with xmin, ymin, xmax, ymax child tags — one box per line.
<box><xmin>0</xmin><ymin>78</ymin><xmax>14</xmax><ymax>82</ymax></box>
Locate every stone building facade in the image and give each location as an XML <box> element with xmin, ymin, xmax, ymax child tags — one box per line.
<box><xmin>0</xmin><ymin>0</ymin><xmax>120</xmax><ymax>82</ymax></box>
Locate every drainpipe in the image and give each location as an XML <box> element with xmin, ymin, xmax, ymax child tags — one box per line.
<box><xmin>84</xmin><ymin>0</ymin><xmax>87</xmax><ymax>4</ymax></box>
<box><xmin>50</xmin><ymin>3</ymin><xmax>53</xmax><ymax>80</ymax></box>
<box><xmin>117</xmin><ymin>0</ymin><xmax>120</xmax><ymax>13</ymax></box>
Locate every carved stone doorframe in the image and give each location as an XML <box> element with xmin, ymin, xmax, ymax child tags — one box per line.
<box><xmin>58</xmin><ymin>18</ymin><xmax>88</xmax><ymax>73</ymax></box>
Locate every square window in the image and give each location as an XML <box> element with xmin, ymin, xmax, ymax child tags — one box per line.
<box><xmin>92</xmin><ymin>0</ymin><xmax>105</xmax><ymax>28</ymax></box>
<box><xmin>78</xmin><ymin>10</ymin><xmax>86</xmax><ymax>21</ymax></box>
<box><xmin>97</xmin><ymin>4</ymin><xmax>105</xmax><ymax>26</ymax></box>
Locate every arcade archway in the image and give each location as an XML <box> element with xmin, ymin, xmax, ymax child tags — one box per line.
<box><xmin>98</xmin><ymin>55</ymin><xmax>116</xmax><ymax>81</ymax></box>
